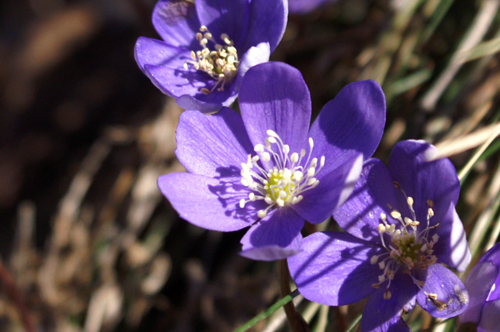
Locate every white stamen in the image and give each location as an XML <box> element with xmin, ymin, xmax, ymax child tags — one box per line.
<box><xmin>373</xmin><ymin>191</ymin><xmax>441</xmax><ymax>300</ymax></box>
<box><xmin>239</xmin><ymin>131</ymin><xmax>325</xmax><ymax>216</ymax></box>
<box><xmin>185</xmin><ymin>27</ymin><xmax>240</xmax><ymax>94</ymax></box>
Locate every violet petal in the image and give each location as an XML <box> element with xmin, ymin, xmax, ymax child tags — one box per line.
<box><xmin>288</xmin><ymin>231</ymin><xmax>383</xmax><ymax>306</ymax></box>
<box><xmin>417</xmin><ymin>263</ymin><xmax>469</xmax><ymax>318</ymax></box>
<box><xmin>288</xmin><ymin>0</ymin><xmax>333</xmax><ymax>14</ymax></box>
<box><xmin>293</xmin><ymin>153</ymin><xmax>363</xmax><ymax>224</ymax></box>
<box><xmin>195</xmin><ymin>0</ymin><xmax>250</xmax><ymax>50</ymax></box>
<box><xmin>480</xmin><ymin>242</ymin><xmax>500</xmax><ymax>265</ymax></box>
<box><xmin>176</xmin><ymin>92</ymin><xmax>237</xmax><ymax>113</ymax></box>
<box><xmin>135</xmin><ymin>37</ymin><xmax>200</xmax><ymax>97</ymax></box>
<box><xmin>308</xmin><ymin>80</ymin><xmax>386</xmax><ymax>175</ymax></box>
<box><xmin>152</xmin><ymin>0</ymin><xmax>200</xmax><ymax>49</ymax></box>
<box><xmin>361</xmin><ymin>272</ymin><xmax>417</xmax><ymax>332</ymax></box>
<box><xmin>234</xmin><ymin>42</ymin><xmax>271</xmax><ymax>92</ymax></box>
<box><xmin>388</xmin><ymin>140</ymin><xmax>460</xmax><ymax>226</ymax></box>
<box><xmin>479</xmin><ymin>298</ymin><xmax>500</xmax><ymax>332</ymax></box>
<box><xmin>481</xmin><ymin>243</ymin><xmax>500</xmax><ymax>301</ymax></box>
<box><xmin>333</xmin><ymin>159</ymin><xmax>400</xmax><ymax>244</ymax></box>
<box><xmin>175</xmin><ymin>108</ymin><xmax>254</xmax><ymax>177</ymax></box>
<box><xmin>239</xmin><ymin>62</ymin><xmax>311</xmax><ymax>154</ymax></box>
<box><xmin>243</xmin><ymin>0</ymin><xmax>288</xmax><ymax>51</ymax></box>
<box><xmin>433</xmin><ymin>203</ymin><xmax>471</xmax><ymax>272</ymax></box>
<box><xmin>240</xmin><ymin>208</ymin><xmax>304</xmax><ymax>261</ymax></box>
<box><xmin>158</xmin><ymin>173</ymin><xmax>261</xmax><ymax>231</ymax></box>
<box><xmin>459</xmin><ymin>261</ymin><xmax>498</xmax><ymax>325</ymax></box>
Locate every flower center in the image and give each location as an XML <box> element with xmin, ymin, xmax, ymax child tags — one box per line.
<box><xmin>184</xmin><ymin>26</ymin><xmax>239</xmax><ymax>94</ymax></box>
<box><xmin>239</xmin><ymin>130</ymin><xmax>325</xmax><ymax>219</ymax></box>
<box><xmin>395</xmin><ymin>233</ymin><xmax>423</xmax><ymax>263</ymax></box>
<box><xmin>370</xmin><ymin>183</ymin><xmax>440</xmax><ymax>301</ymax></box>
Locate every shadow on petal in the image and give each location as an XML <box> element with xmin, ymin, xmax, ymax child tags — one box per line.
<box><xmin>288</xmin><ymin>232</ymin><xmax>382</xmax><ymax>306</ymax></box>
<box><xmin>207</xmin><ymin>166</ymin><xmax>266</xmax><ymax>224</ymax></box>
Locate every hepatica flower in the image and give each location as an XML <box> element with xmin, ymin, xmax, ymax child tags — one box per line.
<box><xmin>158</xmin><ymin>61</ymin><xmax>386</xmax><ymax>261</ymax></box>
<box><xmin>459</xmin><ymin>242</ymin><xmax>500</xmax><ymax>332</ymax></box>
<box><xmin>135</xmin><ymin>0</ymin><xmax>287</xmax><ymax>113</ymax></box>
<box><xmin>289</xmin><ymin>140</ymin><xmax>471</xmax><ymax>331</ymax></box>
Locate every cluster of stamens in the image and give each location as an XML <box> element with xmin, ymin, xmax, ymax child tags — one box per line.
<box><xmin>239</xmin><ymin>130</ymin><xmax>325</xmax><ymax>219</ymax></box>
<box><xmin>184</xmin><ymin>26</ymin><xmax>239</xmax><ymax>94</ymax></box>
<box><xmin>370</xmin><ymin>183</ymin><xmax>440</xmax><ymax>302</ymax></box>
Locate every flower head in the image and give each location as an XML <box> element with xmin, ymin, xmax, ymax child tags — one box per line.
<box><xmin>288</xmin><ymin>140</ymin><xmax>471</xmax><ymax>331</ymax></box>
<box><xmin>158</xmin><ymin>61</ymin><xmax>386</xmax><ymax>261</ymax></box>
<box><xmin>460</xmin><ymin>242</ymin><xmax>500</xmax><ymax>332</ymax></box>
<box><xmin>135</xmin><ymin>0</ymin><xmax>288</xmax><ymax>113</ymax></box>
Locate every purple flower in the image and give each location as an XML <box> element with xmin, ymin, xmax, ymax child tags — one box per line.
<box><xmin>289</xmin><ymin>0</ymin><xmax>336</xmax><ymax>14</ymax></box>
<box><xmin>459</xmin><ymin>242</ymin><xmax>500</xmax><ymax>332</ymax></box>
<box><xmin>134</xmin><ymin>0</ymin><xmax>287</xmax><ymax>113</ymax></box>
<box><xmin>288</xmin><ymin>140</ymin><xmax>471</xmax><ymax>332</ymax></box>
<box><xmin>157</xmin><ymin>61</ymin><xmax>386</xmax><ymax>261</ymax></box>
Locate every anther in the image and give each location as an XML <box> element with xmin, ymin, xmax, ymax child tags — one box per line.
<box><xmin>267</xmin><ymin>129</ymin><xmax>278</xmax><ymax>137</ymax></box>
<box><xmin>254</xmin><ymin>144</ymin><xmax>264</xmax><ymax>153</ymax></box>
<box><xmin>391</xmin><ymin>210</ymin><xmax>401</xmax><ymax>219</ymax></box>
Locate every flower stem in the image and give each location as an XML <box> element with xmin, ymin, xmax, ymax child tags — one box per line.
<box><xmin>233</xmin><ymin>288</ymin><xmax>300</xmax><ymax>332</ymax></box>
<box><xmin>280</xmin><ymin>259</ymin><xmax>310</xmax><ymax>332</ymax></box>
<box><xmin>345</xmin><ymin>314</ymin><xmax>362</xmax><ymax>332</ymax></box>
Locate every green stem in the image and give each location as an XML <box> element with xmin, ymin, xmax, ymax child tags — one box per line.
<box><xmin>233</xmin><ymin>289</ymin><xmax>300</xmax><ymax>332</ymax></box>
<box><xmin>345</xmin><ymin>314</ymin><xmax>362</xmax><ymax>332</ymax></box>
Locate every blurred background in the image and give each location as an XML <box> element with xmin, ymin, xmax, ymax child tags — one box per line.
<box><xmin>0</xmin><ymin>0</ymin><xmax>500</xmax><ymax>331</ymax></box>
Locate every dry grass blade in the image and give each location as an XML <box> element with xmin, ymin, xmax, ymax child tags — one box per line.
<box><xmin>420</xmin><ymin>0</ymin><xmax>500</xmax><ymax>111</ymax></box>
<box><xmin>428</xmin><ymin>122</ymin><xmax>500</xmax><ymax>160</ymax></box>
<box><xmin>39</xmin><ymin>138</ymin><xmax>111</xmax><ymax>307</ymax></box>
<box><xmin>466</xmin><ymin>163</ymin><xmax>500</xmax><ymax>259</ymax></box>
<box><xmin>485</xmin><ymin>203</ymin><xmax>500</xmax><ymax>250</ymax></box>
